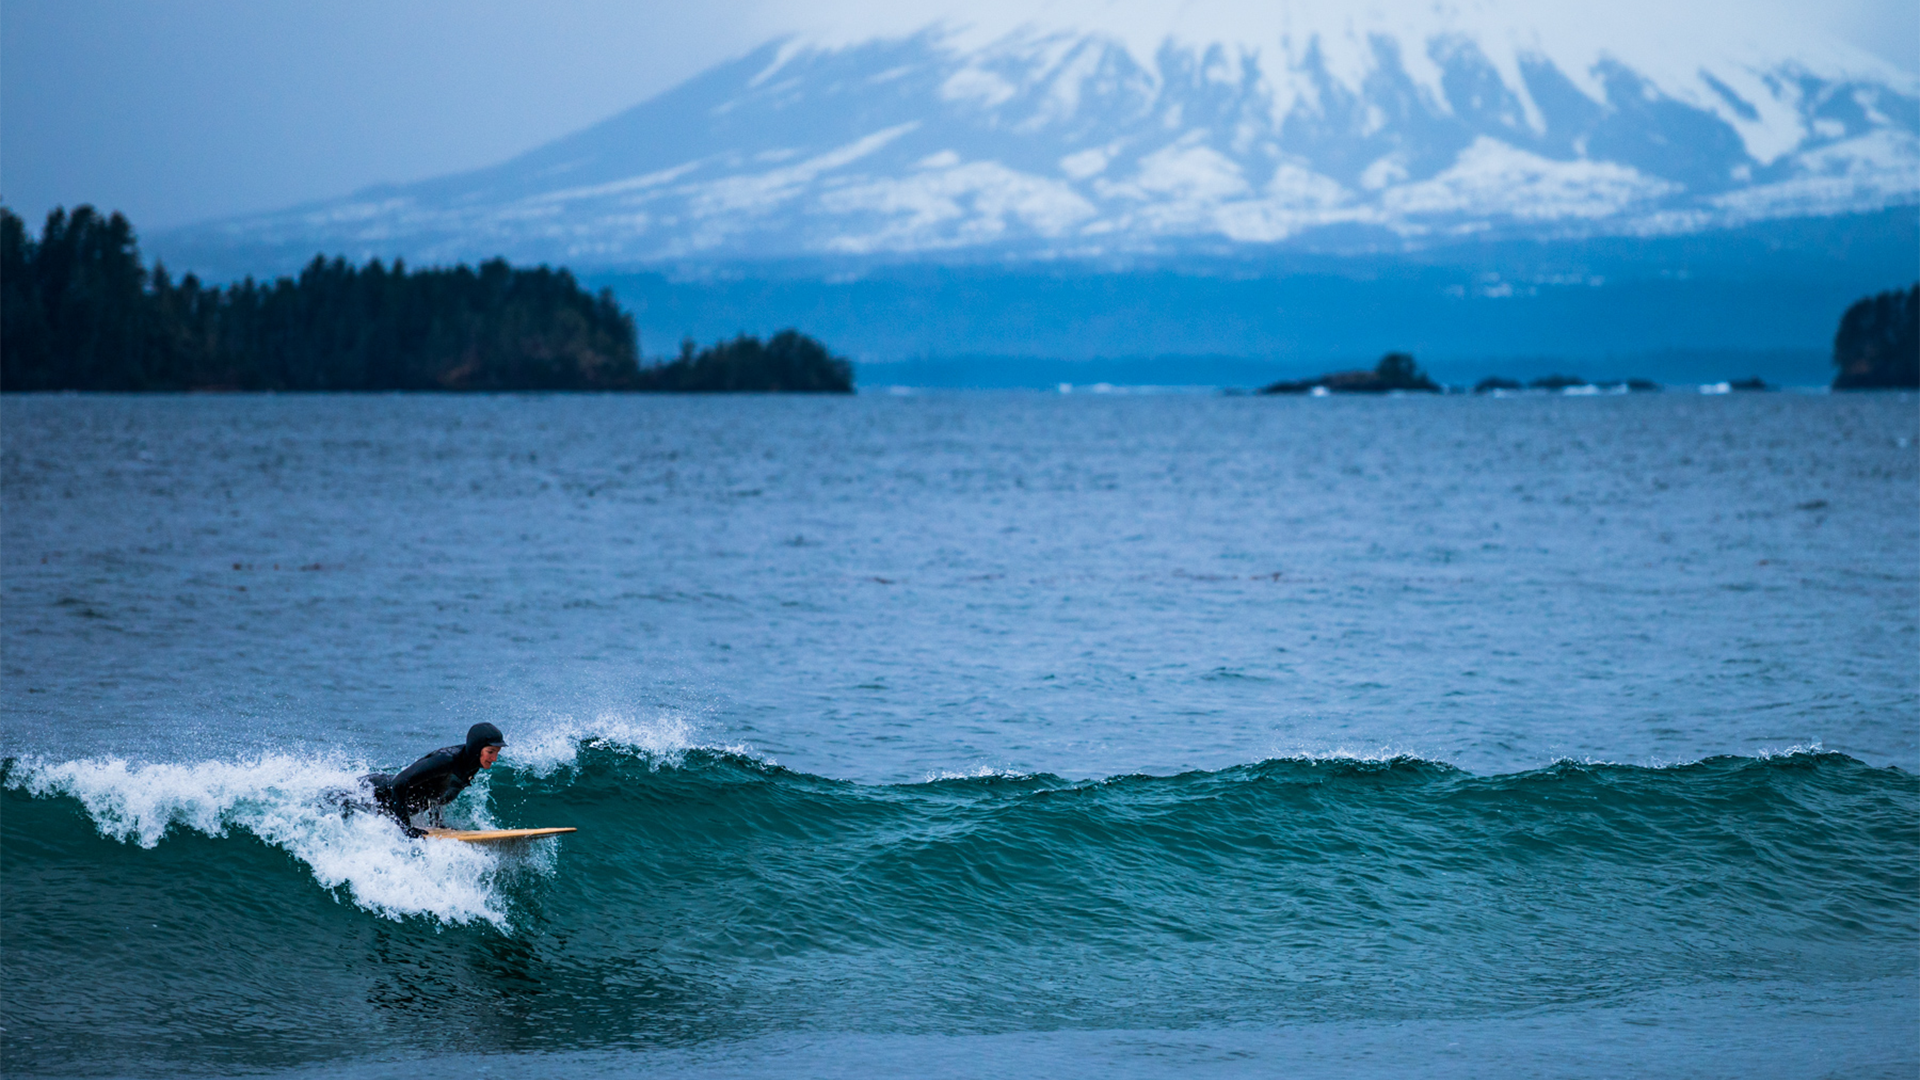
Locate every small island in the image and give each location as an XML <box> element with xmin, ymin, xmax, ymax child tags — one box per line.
<box><xmin>1261</xmin><ymin>352</ymin><xmax>1439</xmax><ymax>394</ymax></box>
<box><xmin>1832</xmin><ymin>284</ymin><xmax>1918</xmax><ymax>390</ymax></box>
<box><xmin>0</xmin><ymin>205</ymin><xmax>852</xmax><ymax>394</ymax></box>
<box><xmin>638</xmin><ymin>332</ymin><xmax>853</xmax><ymax>393</ymax></box>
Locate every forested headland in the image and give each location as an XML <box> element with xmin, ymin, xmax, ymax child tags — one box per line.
<box><xmin>0</xmin><ymin>205</ymin><xmax>852</xmax><ymax>393</ymax></box>
<box><xmin>1832</xmin><ymin>284</ymin><xmax>1919</xmax><ymax>390</ymax></box>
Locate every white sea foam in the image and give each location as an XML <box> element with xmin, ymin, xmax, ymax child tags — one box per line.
<box><xmin>5</xmin><ymin>753</ymin><xmax>527</xmax><ymax>928</ymax></box>
<box><xmin>506</xmin><ymin>708</ymin><xmax>760</xmax><ymax>776</ymax></box>
<box><xmin>1265</xmin><ymin>741</ymin><xmax>1441</xmax><ymax>766</ymax></box>
<box><xmin>1555</xmin><ymin>740</ymin><xmax>1830</xmax><ymax>770</ymax></box>
<box><xmin>1752</xmin><ymin>740</ymin><xmax>1826</xmax><ymax>760</ymax></box>
<box><xmin>921</xmin><ymin>764</ymin><xmax>1036</xmax><ymax>782</ymax></box>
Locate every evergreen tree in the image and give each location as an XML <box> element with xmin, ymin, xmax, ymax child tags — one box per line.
<box><xmin>3</xmin><ymin>206</ymin><xmax>152</xmax><ymax>389</ymax></box>
<box><xmin>1833</xmin><ymin>285</ymin><xmax>1919</xmax><ymax>390</ymax></box>
<box><xmin>1</xmin><ymin>208</ymin><xmax>49</xmax><ymax>388</ymax></box>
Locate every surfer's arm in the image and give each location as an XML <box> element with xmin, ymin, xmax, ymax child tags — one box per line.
<box><xmin>425</xmin><ymin>774</ymin><xmax>476</xmax><ymax>827</ymax></box>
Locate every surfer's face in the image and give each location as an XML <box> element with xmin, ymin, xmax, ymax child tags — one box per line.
<box><xmin>479</xmin><ymin>745</ymin><xmax>501</xmax><ymax>768</ymax></box>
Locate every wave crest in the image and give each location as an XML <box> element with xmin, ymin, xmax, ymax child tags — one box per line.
<box><xmin>504</xmin><ymin>708</ymin><xmax>760</xmax><ymax>776</ymax></box>
<box><xmin>3</xmin><ymin>753</ymin><xmax>538</xmax><ymax>927</ymax></box>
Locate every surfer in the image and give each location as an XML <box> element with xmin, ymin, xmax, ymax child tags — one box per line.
<box><xmin>363</xmin><ymin>723</ymin><xmax>506</xmax><ymax>836</ymax></box>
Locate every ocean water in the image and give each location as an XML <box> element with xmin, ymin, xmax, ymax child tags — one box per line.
<box><xmin>2</xmin><ymin>391</ymin><xmax>1915</xmax><ymax>1078</ymax></box>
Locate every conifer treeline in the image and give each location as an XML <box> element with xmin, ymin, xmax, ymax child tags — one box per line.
<box><xmin>1</xmin><ymin>205</ymin><xmax>853</xmax><ymax>393</ymax></box>
<box><xmin>1832</xmin><ymin>284</ymin><xmax>1919</xmax><ymax>390</ymax></box>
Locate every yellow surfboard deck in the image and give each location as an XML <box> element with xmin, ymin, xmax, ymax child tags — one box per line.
<box><xmin>422</xmin><ymin>827</ymin><xmax>577</xmax><ymax>842</ymax></box>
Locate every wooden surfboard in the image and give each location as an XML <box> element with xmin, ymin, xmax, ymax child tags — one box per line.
<box><xmin>422</xmin><ymin>827</ymin><xmax>577</xmax><ymax>842</ymax></box>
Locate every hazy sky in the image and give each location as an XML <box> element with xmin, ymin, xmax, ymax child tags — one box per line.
<box><xmin>3</xmin><ymin>0</ymin><xmax>1914</xmax><ymax>233</ymax></box>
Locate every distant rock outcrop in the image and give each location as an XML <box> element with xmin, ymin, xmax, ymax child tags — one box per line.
<box><xmin>1832</xmin><ymin>285</ymin><xmax>1919</xmax><ymax>390</ymax></box>
<box><xmin>1262</xmin><ymin>353</ymin><xmax>1439</xmax><ymax>395</ymax></box>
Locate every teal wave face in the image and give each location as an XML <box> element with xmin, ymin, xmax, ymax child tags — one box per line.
<box><xmin>4</xmin><ymin>748</ymin><xmax>1916</xmax><ymax>1075</ymax></box>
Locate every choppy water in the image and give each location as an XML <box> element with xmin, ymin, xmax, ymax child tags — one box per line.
<box><xmin>3</xmin><ymin>392</ymin><xmax>1916</xmax><ymax>1078</ymax></box>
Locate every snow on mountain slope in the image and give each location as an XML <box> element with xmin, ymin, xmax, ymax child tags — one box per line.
<box><xmin>170</xmin><ymin>0</ymin><xmax>1919</xmax><ymax>270</ymax></box>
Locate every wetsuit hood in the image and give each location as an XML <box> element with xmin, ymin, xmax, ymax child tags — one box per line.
<box><xmin>466</xmin><ymin>722</ymin><xmax>506</xmax><ymax>751</ymax></box>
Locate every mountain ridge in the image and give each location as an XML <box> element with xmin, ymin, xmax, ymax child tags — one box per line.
<box><xmin>153</xmin><ymin>7</ymin><xmax>1920</xmax><ymax>278</ymax></box>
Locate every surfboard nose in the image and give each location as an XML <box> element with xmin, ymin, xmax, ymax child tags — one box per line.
<box><xmin>420</xmin><ymin>827</ymin><xmax>577</xmax><ymax>843</ymax></box>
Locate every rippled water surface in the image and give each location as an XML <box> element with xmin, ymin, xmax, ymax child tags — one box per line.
<box><xmin>2</xmin><ymin>392</ymin><xmax>1915</xmax><ymax>1078</ymax></box>
<box><xmin>5</xmin><ymin>392</ymin><xmax>1915</xmax><ymax>775</ymax></box>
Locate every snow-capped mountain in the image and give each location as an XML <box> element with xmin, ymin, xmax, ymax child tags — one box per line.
<box><xmin>166</xmin><ymin>0</ymin><xmax>1918</xmax><ymax>272</ymax></box>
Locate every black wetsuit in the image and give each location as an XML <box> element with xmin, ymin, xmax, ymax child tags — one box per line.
<box><xmin>366</xmin><ymin>723</ymin><xmax>503</xmax><ymax>834</ymax></box>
